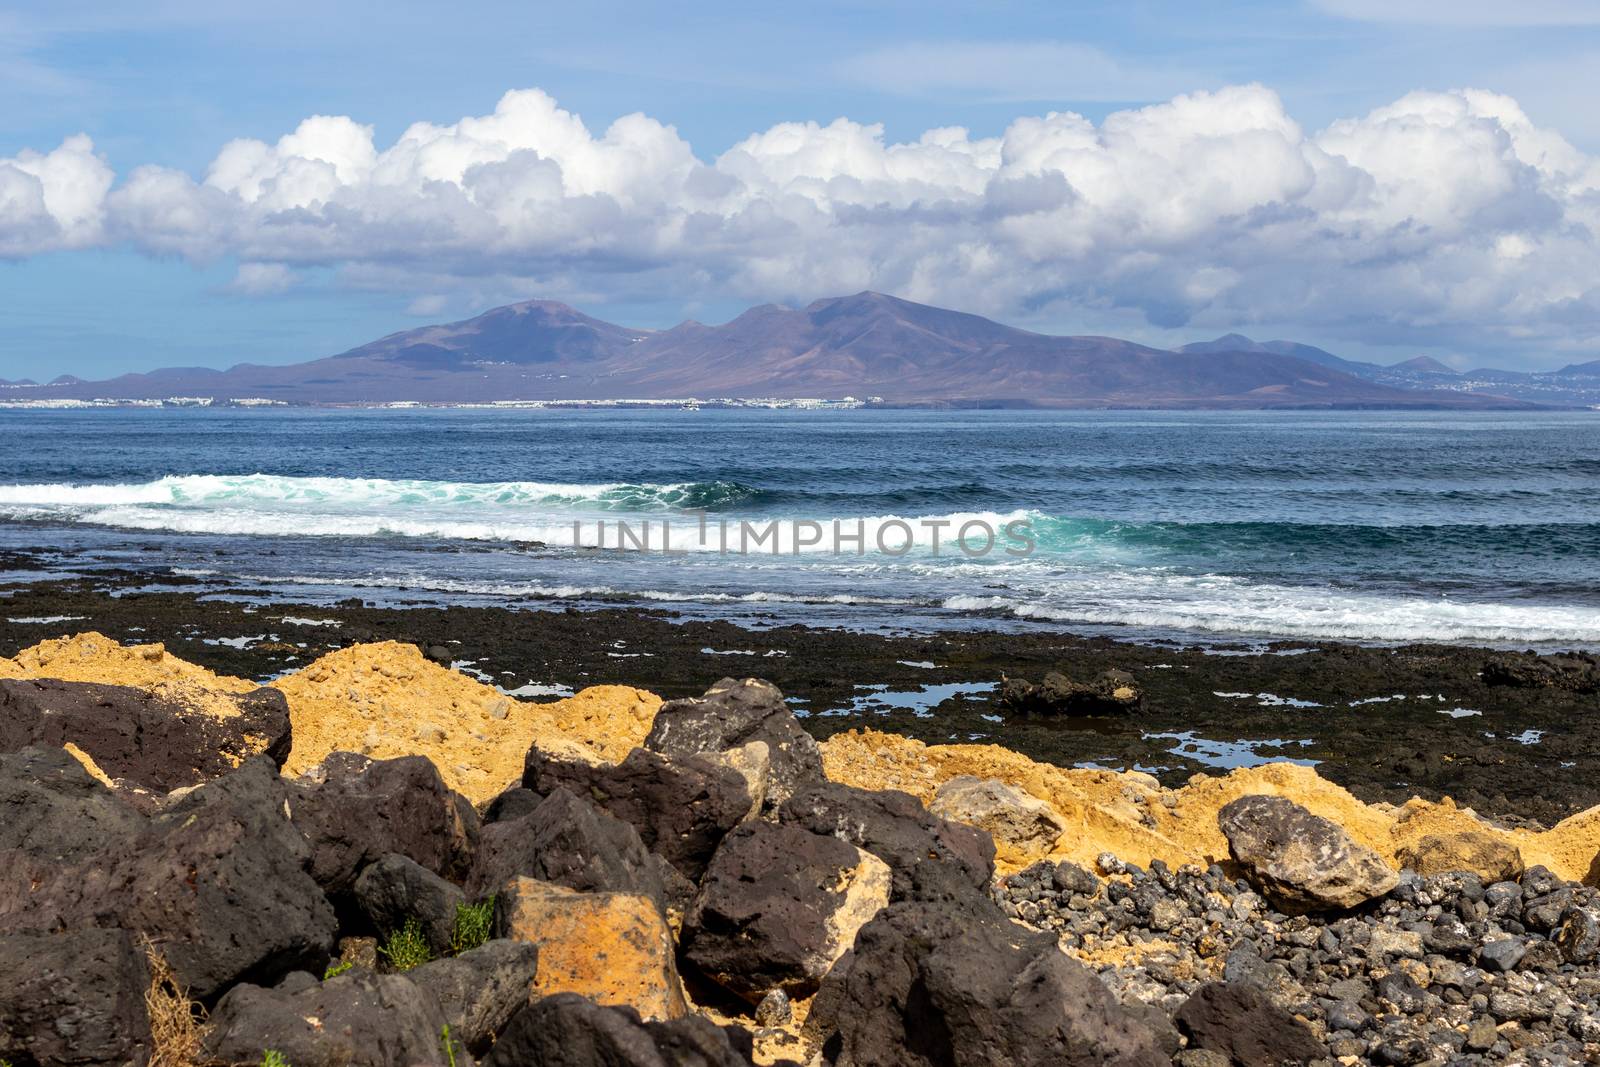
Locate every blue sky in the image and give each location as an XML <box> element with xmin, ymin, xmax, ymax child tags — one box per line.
<box><xmin>4</xmin><ymin>0</ymin><xmax>1600</xmax><ymax>378</ymax></box>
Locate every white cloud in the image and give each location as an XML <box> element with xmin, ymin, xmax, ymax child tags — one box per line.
<box><xmin>6</xmin><ymin>84</ymin><xmax>1600</xmax><ymax>358</ymax></box>
<box><xmin>0</xmin><ymin>134</ymin><xmax>113</xmax><ymax>256</ymax></box>
<box><xmin>1313</xmin><ymin>0</ymin><xmax>1600</xmax><ymax>26</ymax></box>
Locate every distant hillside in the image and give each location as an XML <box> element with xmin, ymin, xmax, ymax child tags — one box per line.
<box><xmin>3</xmin><ymin>294</ymin><xmax>1550</xmax><ymax>409</ymax></box>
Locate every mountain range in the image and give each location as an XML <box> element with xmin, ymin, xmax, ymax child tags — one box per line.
<box><xmin>4</xmin><ymin>292</ymin><xmax>1594</xmax><ymax>409</ymax></box>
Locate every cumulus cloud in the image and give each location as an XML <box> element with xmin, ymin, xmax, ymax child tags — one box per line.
<box><xmin>5</xmin><ymin>84</ymin><xmax>1600</xmax><ymax>357</ymax></box>
<box><xmin>0</xmin><ymin>134</ymin><xmax>113</xmax><ymax>256</ymax></box>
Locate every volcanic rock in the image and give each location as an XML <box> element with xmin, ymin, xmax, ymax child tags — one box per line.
<box><xmin>203</xmin><ymin>969</ymin><xmax>454</xmax><ymax>1067</ymax></box>
<box><xmin>354</xmin><ymin>852</ymin><xmax>467</xmax><ymax>956</ymax></box>
<box><xmin>1173</xmin><ymin>982</ymin><xmax>1323</xmax><ymax>1067</ymax></box>
<box><xmin>0</xmin><ymin>928</ymin><xmax>153</xmax><ymax>1067</ymax></box>
<box><xmin>779</xmin><ymin>781</ymin><xmax>995</xmax><ymax>903</ymax></box>
<box><xmin>928</xmin><ymin>775</ymin><xmax>1069</xmax><ymax>855</ymax></box>
<box><xmin>482</xmin><ymin>993</ymin><xmax>753</xmax><ymax>1067</ymax></box>
<box><xmin>0</xmin><ymin>745</ymin><xmax>145</xmax><ymax>863</ymax></box>
<box><xmin>467</xmin><ymin>786</ymin><xmax>667</xmax><ymax>911</ymax></box>
<box><xmin>811</xmin><ymin>897</ymin><xmax>1167</xmax><ymax>1067</ymax></box>
<box><xmin>1219</xmin><ymin>794</ymin><xmax>1398</xmax><ymax>913</ymax></box>
<box><xmin>290</xmin><ymin>752</ymin><xmax>479</xmax><ymax>894</ymax></box>
<box><xmin>683</xmin><ymin>822</ymin><xmax>891</xmax><ymax>1001</ymax></box>
<box><xmin>0</xmin><ymin>676</ymin><xmax>291</xmax><ymax>790</ymax></box>
<box><xmin>0</xmin><ymin>757</ymin><xmax>337</xmax><ymax>1001</ymax></box>
<box><xmin>997</xmin><ymin>669</ymin><xmax>1142</xmax><ymax>716</ymax></box>
<box><xmin>645</xmin><ymin>677</ymin><xmax>824</xmax><ymax>806</ymax></box>
<box><xmin>409</xmin><ymin>940</ymin><xmax>540</xmax><ymax>1055</ymax></box>
<box><xmin>523</xmin><ymin>745</ymin><xmax>753</xmax><ymax>881</ymax></box>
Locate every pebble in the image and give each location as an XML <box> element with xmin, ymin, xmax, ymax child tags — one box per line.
<box><xmin>997</xmin><ymin>856</ymin><xmax>1600</xmax><ymax>1064</ymax></box>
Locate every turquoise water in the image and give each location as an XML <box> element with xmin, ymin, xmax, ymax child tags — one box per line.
<box><xmin>1</xmin><ymin>408</ymin><xmax>1597</xmax><ymax>645</ymax></box>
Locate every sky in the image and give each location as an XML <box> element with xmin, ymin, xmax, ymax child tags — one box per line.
<box><xmin>3</xmin><ymin>1</ymin><xmax>1600</xmax><ymax>379</ymax></box>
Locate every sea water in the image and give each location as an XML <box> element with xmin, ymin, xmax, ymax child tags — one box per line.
<box><xmin>1</xmin><ymin>407</ymin><xmax>1596</xmax><ymax>646</ymax></box>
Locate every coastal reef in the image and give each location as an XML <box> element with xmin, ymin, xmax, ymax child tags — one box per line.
<box><xmin>1</xmin><ymin>632</ymin><xmax>1598</xmax><ymax>1065</ymax></box>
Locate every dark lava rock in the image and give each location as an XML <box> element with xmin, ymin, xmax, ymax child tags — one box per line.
<box><xmin>523</xmin><ymin>745</ymin><xmax>753</xmax><ymax>882</ymax></box>
<box><xmin>467</xmin><ymin>786</ymin><xmax>666</xmax><ymax>911</ymax></box>
<box><xmin>779</xmin><ymin>781</ymin><xmax>995</xmax><ymax>903</ymax></box>
<box><xmin>1478</xmin><ymin>936</ymin><xmax>1527</xmax><ymax>973</ymax></box>
<box><xmin>483</xmin><ymin>785</ymin><xmax>543</xmax><ymax>824</ymax></box>
<box><xmin>811</xmin><ymin>898</ymin><xmax>1167</xmax><ymax>1067</ymax></box>
<box><xmin>291</xmin><ymin>752</ymin><xmax>479</xmax><ymax>894</ymax></box>
<box><xmin>1483</xmin><ymin>650</ymin><xmax>1600</xmax><ymax>693</ymax></box>
<box><xmin>682</xmin><ymin>822</ymin><xmax>889</xmax><ymax>1002</ymax></box>
<box><xmin>0</xmin><ymin>927</ymin><xmax>152</xmax><ymax>1067</ymax></box>
<box><xmin>1555</xmin><ymin>905</ymin><xmax>1600</xmax><ymax>963</ymax></box>
<box><xmin>353</xmin><ymin>852</ymin><xmax>466</xmax><ymax>955</ymax></box>
<box><xmin>0</xmin><ymin>676</ymin><xmax>292</xmax><ymax>790</ymax></box>
<box><xmin>1174</xmin><ymin>982</ymin><xmax>1324</xmax><ymax>1067</ymax></box>
<box><xmin>204</xmin><ymin>969</ymin><xmax>455</xmax><ymax>1067</ymax></box>
<box><xmin>409</xmin><ymin>940</ymin><xmax>539</xmax><ymax>1055</ymax></box>
<box><xmin>0</xmin><ymin>745</ymin><xmax>144</xmax><ymax>863</ymax></box>
<box><xmin>997</xmin><ymin>669</ymin><xmax>1142</xmax><ymax>716</ymax></box>
<box><xmin>1218</xmin><ymin>794</ymin><xmax>1398</xmax><ymax>913</ymax></box>
<box><xmin>0</xmin><ymin>757</ymin><xmax>336</xmax><ymax>1002</ymax></box>
<box><xmin>483</xmin><ymin>993</ymin><xmax>753</xmax><ymax>1067</ymax></box>
<box><xmin>645</xmin><ymin>677</ymin><xmax>824</xmax><ymax>806</ymax></box>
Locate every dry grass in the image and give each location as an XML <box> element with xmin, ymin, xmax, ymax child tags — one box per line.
<box><xmin>142</xmin><ymin>935</ymin><xmax>206</xmax><ymax>1067</ymax></box>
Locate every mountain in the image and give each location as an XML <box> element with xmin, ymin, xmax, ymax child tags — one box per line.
<box><xmin>7</xmin><ymin>293</ymin><xmax>1548</xmax><ymax>409</ymax></box>
<box><xmin>1180</xmin><ymin>334</ymin><xmax>1376</xmax><ymax>375</ymax></box>
<box><xmin>337</xmin><ymin>300</ymin><xmax>650</xmax><ymax>368</ymax></box>
<box><xmin>1390</xmin><ymin>356</ymin><xmax>1458</xmax><ymax>375</ymax></box>
<box><xmin>1557</xmin><ymin>359</ymin><xmax>1600</xmax><ymax>377</ymax></box>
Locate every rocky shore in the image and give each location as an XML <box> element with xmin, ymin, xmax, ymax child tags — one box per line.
<box><xmin>1</xmin><ymin>631</ymin><xmax>1597</xmax><ymax>1065</ymax></box>
<box><xmin>2</xmin><ymin>560</ymin><xmax>1599</xmax><ymax>825</ymax></box>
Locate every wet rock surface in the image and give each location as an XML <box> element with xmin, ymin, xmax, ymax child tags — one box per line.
<box><xmin>3</xmin><ymin>577</ymin><xmax>1597</xmax><ymax>825</ymax></box>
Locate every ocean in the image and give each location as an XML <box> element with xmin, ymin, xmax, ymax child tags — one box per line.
<box><xmin>1</xmin><ymin>407</ymin><xmax>1597</xmax><ymax>647</ymax></box>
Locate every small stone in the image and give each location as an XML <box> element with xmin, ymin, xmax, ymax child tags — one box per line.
<box><xmin>1490</xmin><ymin>990</ymin><xmax>1553</xmax><ymax>1023</ymax></box>
<box><xmin>1326</xmin><ymin>999</ymin><xmax>1371</xmax><ymax>1033</ymax></box>
<box><xmin>754</xmin><ymin>988</ymin><xmax>793</xmax><ymax>1027</ymax></box>
<box><xmin>1368</xmin><ymin>927</ymin><xmax>1425</xmax><ymax>960</ymax></box>
<box><xmin>1096</xmin><ymin>851</ymin><xmax>1125</xmax><ymax>876</ymax></box>
<box><xmin>1478</xmin><ymin>937</ymin><xmax>1527</xmax><ymax>973</ymax></box>
<box><xmin>1554</xmin><ymin>906</ymin><xmax>1600</xmax><ymax>963</ymax></box>
<box><xmin>1464</xmin><ymin>1014</ymin><xmax>1498</xmax><ymax>1052</ymax></box>
<box><xmin>1516</xmin><ymin>938</ymin><xmax>1564</xmax><ymax>972</ymax></box>
<box><xmin>1052</xmin><ymin>860</ymin><xmax>1100</xmax><ymax>896</ymax></box>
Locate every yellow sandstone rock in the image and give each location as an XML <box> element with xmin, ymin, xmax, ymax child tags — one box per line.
<box><xmin>819</xmin><ymin>728</ymin><xmax>1600</xmax><ymax>885</ymax></box>
<box><xmin>1</xmin><ymin>632</ymin><xmax>257</xmax><ymax>718</ymax></box>
<box><xmin>270</xmin><ymin>641</ymin><xmax>660</xmax><ymax>804</ymax></box>
<box><xmin>496</xmin><ymin>877</ymin><xmax>686</xmax><ymax>1021</ymax></box>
